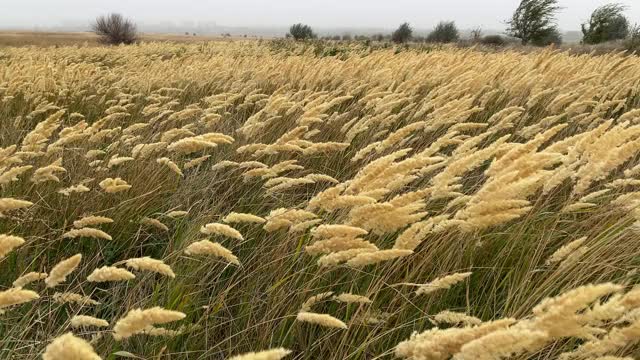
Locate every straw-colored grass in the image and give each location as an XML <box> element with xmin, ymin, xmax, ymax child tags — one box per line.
<box><xmin>2</xmin><ymin>40</ymin><xmax>640</xmax><ymax>359</ymax></box>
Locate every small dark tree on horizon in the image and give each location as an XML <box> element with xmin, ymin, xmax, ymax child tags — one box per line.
<box><xmin>427</xmin><ymin>21</ymin><xmax>460</xmax><ymax>43</ymax></box>
<box><xmin>582</xmin><ymin>3</ymin><xmax>629</xmax><ymax>44</ymax></box>
<box><xmin>92</xmin><ymin>13</ymin><xmax>138</xmax><ymax>45</ymax></box>
<box><xmin>471</xmin><ymin>27</ymin><xmax>483</xmax><ymax>42</ymax></box>
<box><xmin>391</xmin><ymin>22</ymin><xmax>413</xmax><ymax>44</ymax></box>
<box><xmin>289</xmin><ymin>23</ymin><xmax>316</xmax><ymax>40</ymax></box>
<box><xmin>506</xmin><ymin>0</ymin><xmax>562</xmax><ymax>46</ymax></box>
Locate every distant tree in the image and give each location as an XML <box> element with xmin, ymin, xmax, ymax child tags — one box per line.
<box><xmin>506</xmin><ymin>0</ymin><xmax>562</xmax><ymax>45</ymax></box>
<box><xmin>289</xmin><ymin>23</ymin><xmax>316</xmax><ymax>40</ymax></box>
<box><xmin>342</xmin><ymin>34</ymin><xmax>352</xmax><ymax>41</ymax></box>
<box><xmin>427</xmin><ymin>21</ymin><xmax>460</xmax><ymax>43</ymax></box>
<box><xmin>91</xmin><ymin>13</ymin><xmax>138</xmax><ymax>45</ymax></box>
<box><xmin>391</xmin><ymin>22</ymin><xmax>413</xmax><ymax>44</ymax></box>
<box><xmin>471</xmin><ymin>27</ymin><xmax>483</xmax><ymax>42</ymax></box>
<box><xmin>581</xmin><ymin>3</ymin><xmax>629</xmax><ymax>44</ymax></box>
<box><xmin>373</xmin><ymin>33</ymin><xmax>386</xmax><ymax>42</ymax></box>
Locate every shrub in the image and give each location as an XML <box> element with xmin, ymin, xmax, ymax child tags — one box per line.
<box><xmin>481</xmin><ymin>35</ymin><xmax>507</xmax><ymax>46</ymax></box>
<box><xmin>626</xmin><ymin>25</ymin><xmax>640</xmax><ymax>53</ymax></box>
<box><xmin>289</xmin><ymin>23</ymin><xmax>316</xmax><ymax>41</ymax></box>
<box><xmin>582</xmin><ymin>3</ymin><xmax>629</xmax><ymax>44</ymax></box>
<box><xmin>426</xmin><ymin>21</ymin><xmax>460</xmax><ymax>43</ymax></box>
<box><xmin>532</xmin><ymin>27</ymin><xmax>563</xmax><ymax>46</ymax></box>
<box><xmin>391</xmin><ymin>23</ymin><xmax>413</xmax><ymax>44</ymax></box>
<box><xmin>506</xmin><ymin>0</ymin><xmax>562</xmax><ymax>45</ymax></box>
<box><xmin>91</xmin><ymin>13</ymin><xmax>138</xmax><ymax>45</ymax></box>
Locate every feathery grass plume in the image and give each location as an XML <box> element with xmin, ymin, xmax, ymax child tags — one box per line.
<box><xmin>21</xmin><ymin>109</ymin><xmax>64</xmax><ymax>153</ymax></box>
<box><xmin>167</xmin><ymin>132</ymin><xmax>234</xmax><ymax>155</ymax></box>
<box><xmin>52</xmin><ymin>292</ymin><xmax>100</xmax><ymax>306</ymax></box>
<box><xmin>42</xmin><ymin>332</ymin><xmax>102</xmax><ymax>360</ymax></box>
<box><xmin>289</xmin><ymin>219</ymin><xmax>323</xmax><ymax>233</ymax></box>
<box><xmin>98</xmin><ymin>177</ymin><xmax>131</xmax><ymax>193</ymax></box>
<box><xmin>304</xmin><ymin>173</ymin><xmax>338</xmax><ymax>184</ymax></box>
<box><xmin>139</xmin><ymin>325</ymin><xmax>181</xmax><ymax>337</ymax></box>
<box><xmin>395</xmin><ymin>319</ymin><xmax>517</xmax><ymax>360</ymax></box>
<box><xmin>0</xmin><ymin>288</ymin><xmax>39</xmax><ymax>309</ymax></box>
<box><xmin>223</xmin><ymin>212</ymin><xmax>266</xmax><ymax>224</ymax></box>
<box><xmin>58</xmin><ymin>184</ymin><xmax>90</xmax><ymax>196</ymax></box>
<box><xmin>0</xmin><ymin>198</ymin><xmax>33</xmax><ymax>217</ymax></box>
<box><xmin>332</xmin><ymin>293</ymin><xmax>372</xmax><ymax>305</ymax></box>
<box><xmin>312</xmin><ymin>224</ymin><xmax>369</xmax><ymax>239</ymax></box>
<box><xmin>0</xmin><ymin>234</ymin><xmax>25</xmax><ymax>258</ymax></box>
<box><xmin>211</xmin><ymin>160</ymin><xmax>239</xmax><ymax>171</ymax></box>
<box><xmin>263</xmin><ymin>208</ymin><xmax>318</xmax><ymax>232</ymax></box>
<box><xmin>107</xmin><ymin>155</ymin><xmax>134</xmax><ymax>168</ymax></box>
<box><xmin>85</xmin><ymin>150</ymin><xmax>105</xmax><ymax>160</ymax></box>
<box><xmin>0</xmin><ymin>145</ymin><xmax>18</xmax><ymax>165</ymax></box>
<box><xmin>112</xmin><ymin>307</ymin><xmax>186</xmax><ymax>340</ymax></box>
<box><xmin>296</xmin><ymin>311</ymin><xmax>348</xmax><ymax>329</ymax></box>
<box><xmin>433</xmin><ymin>310</ymin><xmax>482</xmax><ymax>327</ymax></box>
<box><xmin>243</xmin><ymin>168</ymin><xmax>277</xmax><ymax>182</ymax></box>
<box><xmin>346</xmin><ymin>249</ymin><xmax>413</xmax><ymax>267</ymax></box>
<box><xmin>265</xmin><ymin>178</ymin><xmax>315</xmax><ymax>195</ymax></box>
<box><xmin>62</xmin><ymin>228</ymin><xmax>112</xmax><ymax>241</ymax></box>
<box><xmin>229</xmin><ymin>348</ymin><xmax>292</xmax><ymax>360</ymax></box>
<box><xmin>546</xmin><ymin>237</ymin><xmax>587</xmax><ymax>265</ymax></box>
<box><xmin>73</xmin><ymin>216</ymin><xmax>113</xmax><ymax>228</ymax></box>
<box><xmin>87</xmin><ymin>266</ymin><xmax>135</xmax><ymax>282</ymax></box>
<box><xmin>124</xmin><ymin>257</ymin><xmax>175</xmax><ymax>278</ymax></box>
<box><xmin>166</xmin><ymin>210</ymin><xmax>189</xmax><ymax>218</ymax></box>
<box><xmin>70</xmin><ymin>315</ymin><xmax>110</xmax><ymax>328</ymax></box>
<box><xmin>157</xmin><ymin>157</ymin><xmax>183</xmax><ymax>176</ymax></box>
<box><xmin>414</xmin><ymin>272</ymin><xmax>473</xmax><ymax>296</ymax></box>
<box><xmin>200</xmin><ymin>223</ymin><xmax>243</xmax><ymax>240</ymax></box>
<box><xmin>131</xmin><ymin>142</ymin><xmax>168</xmax><ymax>159</ymax></box>
<box><xmin>393</xmin><ymin>215</ymin><xmax>451</xmax><ymax>251</ymax></box>
<box><xmin>300</xmin><ymin>292</ymin><xmax>334</xmax><ymax>312</ymax></box>
<box><xmin>31</xmin><ymin>159</ymin><xmax>67</xmax><ymax>184</ymax></box>
<box><xmin>530</xmin><ymin>283</ymin><xmax>623</xmax><ymax>339</ymax></box>
<box><xmin>453</xmin><ymin>328</ymin><xmax>548</xmax><ymax>360</ymax></box>
<box><xmin>0</xmin><ymin>165</ymin><xmax>33</xmax><ymax>185</ymax></box>
<box><xmin>238</xmin><ymin>161</ymin><xmax>268</xmax><ymax>169</ymax></box>
<box><xmin>317</xmin><ymin>248</ymin><xmax>377</xmax><ymax>268</ymax></box>
<box><xmin>13</xmin><ymin>272</ymin><xmax>47</xmax><ymax>288</ymax></box>
<box><xmin>184</xmin><ymin>240</ymin><xmax>240</xmax><ymax>265</ymax></box>
<box><xmin>559</xmin><ymin>319</ymin><xmax>640</xmax><ymax>359</ymax></box>
<box><xmin>306</xmin><ymin>237</ymin><xmax>378</xmax><ymax>256</ymax></box>
<box><xmin>561</xmin><ymin>202</ymin><xmax>597</xmax><ymax>213</ymax></box>
<box><xmin>140</xmin><ymin>217</ymin><xmax>169</xmax><ymax>231</ymax></box>
<box><xmin>46</xmin><ymin>254</ymin><xmax>82</xmax><ymax>288</ymax></box>
<box><xmin>184</xmin><ymin>155</ymin><xmax>211</xmax><ymax>169</ymax></box>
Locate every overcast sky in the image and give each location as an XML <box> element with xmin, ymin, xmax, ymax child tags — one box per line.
<box><xmin>1</xmin><ymin>0</ymin><xmax>639</xmax><ymax>31</ymax></box>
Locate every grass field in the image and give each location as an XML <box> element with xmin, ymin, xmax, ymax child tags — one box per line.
<box><xmin>2</xmin><ymin>40</ymin><xmax>640</xmax><ymax>359</ymax></box>
<box><xmin>0</xmin><ymin>31</ymin><xmax>243</xmax><ymax>47</ymax></box>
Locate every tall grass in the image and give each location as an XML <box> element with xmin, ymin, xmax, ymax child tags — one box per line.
<box><xmin>1</xmin><ymin>41</ymin><xmax>640</xmax><ymax>359</ymax></box>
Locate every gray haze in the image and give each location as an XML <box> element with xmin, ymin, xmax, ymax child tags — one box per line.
<box><xmin>1</xmin><ymin>0</ymin><xmax>639</xmax><ymax>33</ymax></box>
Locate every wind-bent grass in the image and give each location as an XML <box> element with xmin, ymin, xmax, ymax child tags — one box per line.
<box><xmin>1</xmin><ymin>40</ymin><xmax>640</xmax><ymax>359</ymax></box>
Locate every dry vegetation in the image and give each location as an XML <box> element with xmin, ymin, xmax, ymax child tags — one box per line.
<box><xmin>0</xmin><ymin>31</ymin><xmax>238</xmax><ymax>47</ymax></box>
<box><xmin>1</xmin><ymin>41</ymin><xmax>640</xmax><ymax>359</ymax></box>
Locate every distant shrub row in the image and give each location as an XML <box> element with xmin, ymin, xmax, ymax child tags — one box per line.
<box><xmin>90</xmin><ymin>0</ymin><xmax>638</xmax><ymax>52</ymax></box>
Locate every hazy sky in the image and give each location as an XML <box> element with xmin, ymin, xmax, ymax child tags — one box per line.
<box><xmin>1</xmin><ymin>0</ymin><xmax>639</xmax><ymax>31</ymax></box>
